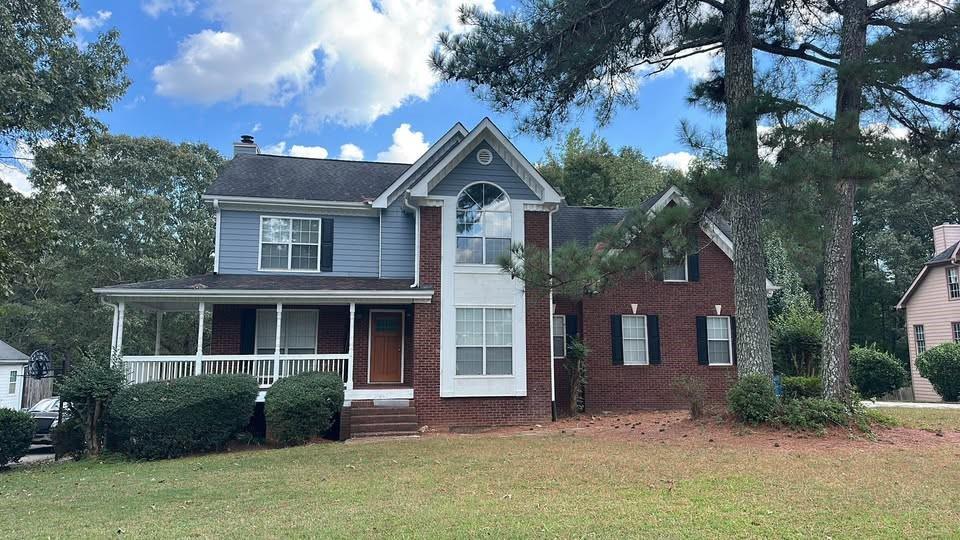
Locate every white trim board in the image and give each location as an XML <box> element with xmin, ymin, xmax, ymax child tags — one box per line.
<box><xmin>371</xmin><ymin>123</ymin><xmax>468</xmax><ymax>209</ymax></box>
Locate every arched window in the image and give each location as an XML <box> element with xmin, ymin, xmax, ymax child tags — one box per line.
<box><xmin>456</xmin><ymin>183</ymin><xmax>511</xmax><ymax>264</ymax></box>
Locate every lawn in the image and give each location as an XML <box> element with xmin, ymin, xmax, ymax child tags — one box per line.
<box><xmin>878</xmin><ymin>407</ymin><xmax>960</xmax><ymax>432</ymax></box>
<box><xmin>2</xmin><ymin>423</ymin><xmax>959</xmax><ymax>539</ymax></box>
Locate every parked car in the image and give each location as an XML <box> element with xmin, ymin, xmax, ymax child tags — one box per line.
<box><xmin>27</xmin><ymin>397</ymin><xmax>66</xmax><ymax>444</ymax></box>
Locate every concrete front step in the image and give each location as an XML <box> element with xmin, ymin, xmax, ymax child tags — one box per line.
<box><xmin>352</xmin><ymin>422</ymin><xmax>419</xmax><ymax>434</ymax></box>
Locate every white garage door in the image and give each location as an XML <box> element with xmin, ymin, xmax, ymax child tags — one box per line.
<box><xmin>0</xmin><ymin>366</ymin><xmax>22</xmax><ymax>410</ymax></box>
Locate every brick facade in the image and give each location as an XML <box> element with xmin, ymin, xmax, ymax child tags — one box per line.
<box><xmin>555</xmin><ymin>230</ymin><xmax>737</xmax><ymax>412</ymax></box>
<box><xmin>211</xmin><ymin>304</ymin><xmax>350</xmax><ymax>355</ymax></box>
<box><xmin>411</xmin><ymin>207</ymin><xmax>553</xmax><ymax>428</ymax></box>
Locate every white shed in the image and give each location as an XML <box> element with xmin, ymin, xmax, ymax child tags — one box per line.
<box><xmin>0</xmin><ymin>340</ymin><xmax>29</xmax><ymax>410</ymax></box>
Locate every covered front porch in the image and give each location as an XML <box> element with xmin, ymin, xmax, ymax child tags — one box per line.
<box><xmin>94</xmin><ymin>274</ymin><xmax>433</xmax><ymax>401</ymax></box>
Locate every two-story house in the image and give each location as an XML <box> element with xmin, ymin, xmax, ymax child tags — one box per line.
<box><xmin>896</xmin><ymin>223</ymin><xmax>960</xmax><ymax>401</ymax></box>
<box><xmin>95</xmin><ymin>119</ymin><xmax>743</xmax><ymax>436</ymax></box>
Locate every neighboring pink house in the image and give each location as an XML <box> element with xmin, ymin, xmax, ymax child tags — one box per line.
<box><xmin>896</xmin><ymin>224</ymin><xmax>960</xmax><ymax>401</ymax></box>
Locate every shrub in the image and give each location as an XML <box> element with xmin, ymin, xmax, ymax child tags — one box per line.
<box><xmin>850</xmin><ymin>345</ymin><xmax>908</xmax><ymax>399</ymax></box>
<box><xmin>108</xmin><ymin>374</ymin><xmax>258</xmax><ymax>459</ymax></box>
<box><xmin>672</xmin><ymin>375</ymin><xmax>707</xmax><ymax>420</ymax></box>
<box><xmin>53</xmin><ymin>416</ymin><xmax>85</xmax><ymax>460</ymax></box>
<box><xmin>58</xmin><ymin>355</ymin><xmax>127</xmax><ymax>456</ymax></box>
<box><xmin>776</xmin><ymin>398</ymin><xmax>851</xmax><ymax>432</ymax></box>
<box><xmin>917</xmin><ymin>343</ymin><xmax>960</xmax><ymax>402</ymax></box>
<box><xmin>728</xmin><ymin>374</ymin><xmax>778</xmax><ymax>424</ymax></box>
<box><xmin>781</xmin><ymin>376</ymin><xmax>822</xmax><ymax>400</ymax></box>
<box><xmin>266</xmin><ymin>372</ymin><xmax>344</xmax><ymax>446</ymax></box>
<box><xmin>0</xmin><ymin>409</ymin><xmax>35</xmax><ymax>468</ymax></box>
<box><xmin>771</xmin><ymin>305</ymin><xmax>823</xmax><ymax>376</ymax></box>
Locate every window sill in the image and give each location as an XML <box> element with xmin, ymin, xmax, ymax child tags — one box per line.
<box><xmin>707</xmin><ymin>362</ymin><xmax>734</xmax><ymax>367</ymax></box>
<box><xmin>453</xmin><ymin>374</ymin><xmax>515</xmax><ymax>379</ymax></box>
<box><xmin>622</xmin><ymin>362</ymin><xmax>651</xmax><ymax>367</ymax></box>
<box><xmin>256</xmin><ymin>268</ymin><xmax>327</xmax><ymax>273</ymax></box>
<box><xmin>662</xmin><ymin>280</ymin><xmax>689</xmax><ymax>284</ymax></box>
<box><xmin>454</xmin><ymin>264</ymin><xmax>505</xmax><ymax>274</ymax></box>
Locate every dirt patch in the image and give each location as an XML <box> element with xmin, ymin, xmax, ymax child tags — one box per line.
<box><xmin>429</xmin><ymin>410</ymin><xmax>960</xmax><ymax>452</ymax></box>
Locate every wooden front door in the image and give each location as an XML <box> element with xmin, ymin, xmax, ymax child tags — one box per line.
<box><xmin>369</xmin><ymin>311</ymin><xmax>403</xmax><ymax>383</ymax></box>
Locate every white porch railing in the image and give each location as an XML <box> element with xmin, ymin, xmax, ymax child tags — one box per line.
<box><xmin>122</xmin><ymin>354</ymin><xmax>351</xmax><ymax>388</ymax></box>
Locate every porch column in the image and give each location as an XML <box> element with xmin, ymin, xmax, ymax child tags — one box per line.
<box><xmin>195</xmin><ymin>302</ymin><xmax>205</xmax><ymax>375</ymax></box>
<box><xmin>110</xmin><ymin>303</ymin><xmax>119</xmax><ymax>355</ymax></box>
<box><xmin>347</xmin><ymin>302</ymin><xmax>356</xmax><ymax>390</ymax></box>
<box><xmin>115</xmin><ymin>302</ymin><xmax>126</xmax><ymax>359</ymax></box>
<box><xmin>273</xmin><ymin>303</ymin><xmax>283</xmax><ymax>383</ymax></box>
<box><xmin>154</xmin><ymin>312</ymin><xmax>163</xmax><ymax>355</ymax></box>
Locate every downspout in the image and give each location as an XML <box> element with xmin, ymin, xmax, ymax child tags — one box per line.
<box><xmin>100</xmin><ymin>297</ymin><xmax>119</xmax><ymax>354</ymax></box>
<box><xmin>547</xmin><ymin>203</ymin><xmax>559</xmax><ymax>421</ymax></box>
<box><xmin>404</xmin><ymin>191</ymin><xmax>420</xmax><ymax>288</ymax></box>
<box><xmin>213</xmin><ymin>199</ymin><xmax>221</xmax><ymax>274</ymax></box>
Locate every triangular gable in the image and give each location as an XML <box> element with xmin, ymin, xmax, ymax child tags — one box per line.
<box><xmin>371</xmin><ymin>122</ymin><xmax>468</xmax><ymax>209</ymax></box>
<box><xmin>407</xmin><ymin>118</ymin><xmax>562</xmax><ymax>204</ymax></box>
<box><xmin>896</xmin><ymin>266</ymin><xmax>928</xmax><ymax>309</ymax></box>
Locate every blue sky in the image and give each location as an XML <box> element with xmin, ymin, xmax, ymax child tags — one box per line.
<box><xmin>5</xmin><ymin>0</ymin><xmax>725</xmax><ymax>193</ymax></box>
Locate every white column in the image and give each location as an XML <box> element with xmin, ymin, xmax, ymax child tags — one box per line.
<box><xmin>115</xmin><ymin>302</ymin><xmax>126</xmax><ymax>359</ymax></box>
<box><xmin>155</xmin><ymin>312</ymin><xmax>164</xmax><ymax>355</ymax></box>
<box><xmin>195</xmin><ymin>302</ymin><xmax>205</xmax><ymax>374</ymax></box>
<box><xmin>110</xmin><ymin>303</ymin><xmax>119</xmax><ymax>355</ymax></box>
<box><xmin>273</xmin><ymin>303</ymin><xmax>283</xmax><ymax>382</ymax></box>
<box><xmin>347</xmin><ymin>302</ymin><xmax>356</xmax><ymax>389</ymax></box>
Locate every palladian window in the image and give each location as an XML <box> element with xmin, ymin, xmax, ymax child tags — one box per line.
<box><xmin>456</xmin><ymin>183</ymin><xmax>511</xmax><ymax>264</ymax></box>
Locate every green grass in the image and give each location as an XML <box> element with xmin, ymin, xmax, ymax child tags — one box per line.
<box><xmin>878</xmin><ymin>407</ymin><xmax>960</xmax><ymax>432</ymax></box>
<box><xmin>2</xmin><ymin>434</ymin><xmax>959</xmax><ymax>539</ymax></box>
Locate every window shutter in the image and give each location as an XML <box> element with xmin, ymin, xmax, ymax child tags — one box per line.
<box><xmin>320</xmin><ymin>217</ymin><xmax>334</xmax><ymax>272</ymax></box>
<box><xmin>696</xmin><ymin>316</ymin><xmax>708</xmax><ymax>365</ymax></box>
<box><xmin>611</xmin><ymin>315</ymin><xmax>623</xmax><ymax>365</ymax></box>
<box><xmin>647</xmin><ymin>314</ymin><xmax>661</xmax><ymax>365</ymax></box>
<box><xmin>564</xmin><ymin>314</ymin><xmax>578</xmax><ymax>356</ymax></box>
<box><xmin>240</xmin><ymin>308</ymin><xmax>256</xmax><ymax>354</ymax></box>
<box><xmin>687</xmin><ymin>252</ymin><xmax>700</xmax><ymax>282</ymax></box>
<box><xmin>730</xmin><ymin>316</ymin><xmax>737</xmax><ymax>365</ymax></box>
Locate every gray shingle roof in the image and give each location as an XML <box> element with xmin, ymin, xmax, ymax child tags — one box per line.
<box><xmin>206</xmin><ymin>154</ymin><xmax>411</xmax><ymax>202</ymax></box>
<box><xmin>0</xmin><ymin>340</ymin><xmax>28</xmax><ymax>362</ymax></box>
<box><xmin>927</xmin><ymin>242</ymin><xmax>959</xmax><ymax>265</ymax></box>
<box><xmin>103</xmin><ymin>274</ymin><xmax>426</xmax><ymax>292</ymax></box>
<box><xmin>552</xmin><ymin>189</ymin><xmax>669</xmax><ymax>249</ymax></box>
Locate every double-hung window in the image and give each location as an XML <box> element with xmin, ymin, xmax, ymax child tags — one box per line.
<box><xmin>260</xmin><ymin>217</ymin><xmax>321</xmax><ymax>271</ymax></box>
<box><xmin>706</xmin><ymin>316</ymin><xmax>733</xmax><ymax>365</ymax></box>
<box><xmin>948</xmin><ymin>267</ymin><xmax>960</xmax><ymax>299</ymax></box>
<box><xmin>914</xmin><ymin>325</ymin><xmax>926</xmax><ymax>355</ymax></box>
<box><xmin>553</xmin><ymin>315</ymin><xmax>566</xmax><ymax>358</ymax></box>
<box><xmin>255</xmin><ymin>310</ymin><xmax>319</xmax><ymax>354</ymax></box>
<box><xmin>7</xmin><ymin>371</ymin><xmax>16</xmax><ymax>395</ymax></box>
<box><xmin>953</xmin><ymin>322</ymin><xmax>960</xmax><ymax>344</ymax></box>
<box><xmin>621</xmin><ymin>315</ymin><xmax>649</xmax><ymax>365</ymax></box>
<box><xmin>662</xmin><ymin>248</ymin><xmax>688</xmax><ymax>282</ymax></box>
<box><xmin>455</xmin><ymin>183</ymin><xmax>511</xmax><ymax>265</ymax></box>
<box><xmin>456</xmin><ymin>308</ymin><xmax>513</xmax><ymax>375</ymax></box>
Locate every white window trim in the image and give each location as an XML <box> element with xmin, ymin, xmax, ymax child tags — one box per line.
<box><xmin>662</xmin><ymin>249</ymin><xmax>688</xmax><ymax>283</ymax></box>
<box><xmin>367</xmin><ymin>309</ymin><xmax>406</xmax><ymax>384</ymax></box>
<box><xmin>253</xmin><ymin>308</ymin><xmax>319</xmax><ymax>355</ymax></box>
<box><xmin>7</xmin><ymin>370</ymin><xmax>17</xmax><ymax>395</ymax></box>
<box><xmin>948</xmin><ymin>267</ymin><xmax>960</xmax><ymax>300</ymax></box>
<box><xmin>621</xmin><ymin>315</ymin><xmax>650</xmax><ymax>366</ymax></box>
<box><xmin>454</xmin><ymin>182</ymin><xmax>512</xmax><ymax>266</ymax></box>
<box><xmin>257</xmin><ymin>215</ymin><xmax>323</xmax><ymax>273</ymax></box>
<box><xmin>707</xmin><ymin>316</ymin><xmax>734</xmax><ymax>366</ymax></box>
<box><xmin>914</xmin><ymin>324</ymin><xmax>926</xmax><ymax>355</ymax></box>
<box><xmin>454</xmin><ymin>306</ymin><xmax>514</xmax><ymax>377</ymax></box>
<box><xmin>552</xmin><ymin>315</ymin><xmax>566</xmax><ymax>359</ymax></box>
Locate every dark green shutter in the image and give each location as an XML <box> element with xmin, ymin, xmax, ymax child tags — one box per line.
<box><xmin>240</xmin><ymin>308</ymin><xmax>256</xmax><ymax>354</ymax></box>
<box><xmin>696</xmin><ymin>316</ymin><xmax>708</xmax><ymax>365</ymax></box>
<box><xmin>647</xmin><ymin>314</ymin><xmax>661</xmax><ymax>365</ymax></box>
<box><xmin>564</xmin><ymin>314</ymin><xmax>578</xmax><ymax>356</ymax></box>
<box><xmin>320</xmin><ymin>217</ymin><xmax>334</xmax><ymax>272</ymax></box>
<box><xmin>730</xmin><ymin>316</ymin><xmax>737</xmax><ymax>365</ymax></box>
<box><xmin>687</xmin><ymin>252</ymin><xmax>700</xmax><ymax>282</ymax></box>
<box><xmin>611</xmin><ymin>315</ymin><xmax>623</xmax><ymax>365</ymax></box>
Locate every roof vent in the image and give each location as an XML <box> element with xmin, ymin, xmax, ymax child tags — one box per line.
<box><xmin>476</xmin><ymin>148</ymin><xmax>493</xmax><ymax>165</ymax></box>
<box><xmin>240</xmin><ymin>134</ymin><xmax>255</xmax><ymax>144</ymax></box>
<box><xmin>234</xmin><ymin>135</ymin><xmax>259</xmax><ymax>157</ymax></box>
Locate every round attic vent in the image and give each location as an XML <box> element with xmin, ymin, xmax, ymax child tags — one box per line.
<box><xmin>476</xmin><ymin>148</ymin><xmax>493</xmax><ymax>165</ymax></box>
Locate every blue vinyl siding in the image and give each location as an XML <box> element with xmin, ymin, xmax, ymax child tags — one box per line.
<box><xmin>218</xmin><ymin>209</ymin><xmax>380</xmax><ymax>276</ymax></box>
<box><xmin>380</xmin><ymin>201</ymin><xmax>416</xmax><ymax>278</ymax></box>
<box><xmin>430</xmin><ymin>141</ymin><xmax>537</xmax><ymax>200</ymax></box>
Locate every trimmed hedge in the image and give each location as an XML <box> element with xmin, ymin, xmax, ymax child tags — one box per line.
<box><xmin>0</xmin><ymin>409</ymin><xmax>34</xmax><ymax>467</ymax></box>
<box><xmin>776</xmin><ymin>398</ymin><xmax>852</xmax><ymax>432</ymax></box>
<box><xmin>107</xmin><ymin>374</ymin><xmax>258</xmax><ymax>459</ymax></box>
<box><xmin>265</xmin><ymin>371</ymin><xmax>344</xmax><ymax>446</ymax></box>
<box><xmin>850</xmin><ymin>345</ymin><xmax>908</xmax><ymax>399</ymax></box>
<box><xmin>781</xmin><ymin>376</ymin><xmax>822</xmax><ymax>400</ymax></box>
<box><xmin>728</xmin><ymin>374</ymin><xmax>778</xmax><ymax>424</ymax></box>
<box><xmin>917</xmin><ymin>343</ymin><xmax>960</xmax><ymax>402</ymax></box>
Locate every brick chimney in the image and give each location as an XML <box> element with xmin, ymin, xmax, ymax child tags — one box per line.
<box><xmin>233</xmin><ymin>134</ymin><xmax>259</xmax><ymax>157</ymax></box>
<box><xmin>933</xmin><ymin>223</ymin><xmax>960</xmax><ymax>254</ymax></box>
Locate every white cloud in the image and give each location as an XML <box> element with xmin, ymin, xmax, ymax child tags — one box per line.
<box><xmin>654</xmin><ymin>151</ymin><xmax>696</xmax><ymax>173</ymax></box>
<box><xmin>0</xmin><ymin>140</ymin><xmax>41</xmax><ymax>194</ymax></box>
<box><xmin>261</xmin><ymin>141</ymin><xmax>330</xmax><ymax>159</ymax></box>
<box><xmin>866</xmin><ymin>122</ymin><xmax>910</xmax><ymax>140</ymax></box>
<box><xmin>251</xmin><ymin>122</ymin><xmax>262</xmax><ymax>133</ymax></box>
<box><xmin>152</xmin><ymin>0</ymin><xmax>496</xmax><ymax>126</ymax></box>
<box><xmin>376</xmin><ymin>124</ymin><xmax>429</xmax><ymax>163</ymax></box>
<box><xmin>73</xmin><ymin>10</ymin><xmax>111</xmax><ymax>31</ymax></box>
<box><xmin>142</xmin><ymin>0</ymin><xmax>197</xmax><ymax>18</ymax></box>
<box><xmin>338</xmin><ymin>144</ymin><xmax>364</xmax><ymax>161</ymax></box>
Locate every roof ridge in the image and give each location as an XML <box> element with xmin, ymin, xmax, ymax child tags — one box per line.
<box><xmin>251</xmin><ymin>154</ymin><xmax>412</xmax><ymax>166</ymax></box>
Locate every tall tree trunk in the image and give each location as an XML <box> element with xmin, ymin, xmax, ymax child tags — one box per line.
<box><xmin>822</xmin><ymin>0</ymin><xmax>868</xmax><ymax>401</ymax></box>
<box><xmin>724</xmin><ymin>0</ymin><xmax>773</xmax><ymax>377</ymax></box>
